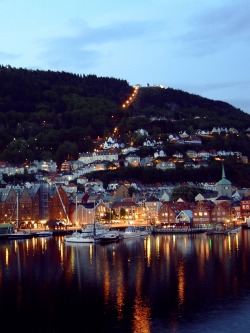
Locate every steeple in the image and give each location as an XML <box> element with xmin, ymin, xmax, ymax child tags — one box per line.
<box><xmin>222</xmin><ymin>163</ymin><xmax>226</xmax><ymax>179</ymax></box>
<box><xmin>216</xmin><ymin>163</ymin><xmax>232</xmax><ymax>199</ymax></box>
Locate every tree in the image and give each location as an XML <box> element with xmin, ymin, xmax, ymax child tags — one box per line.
<box><xmin>55</xmin><ymin>141</ymin><xmax>78</xmax><ymax>167</ymax></box>
<box><xmin>170</xmin><ymin>185</ymin><xmax>201</xmax><ymax>202</ymax></box>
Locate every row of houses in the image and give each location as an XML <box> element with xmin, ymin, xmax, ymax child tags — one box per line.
<box><xmin>0</xmin><ymin>184</ymin><xmax>69</xmax><ymax>228</ymax></box>
<box><xmin>1</xmin><ymin>183</ymin><xmax>249</xmax><ymax>229</ymax></box>
<box><xmin>0</xmin><ymin>164</ymin><xmax>249</xmax><ymax>229</ymax></box>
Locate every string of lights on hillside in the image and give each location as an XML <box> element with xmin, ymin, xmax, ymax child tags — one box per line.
<box><xmin>121</xmin><ymin>84</ymin><xmax>166</xmax><ymax>109</ymax></box>
<box><xmin>122</xmin><ymin>85</ymin><xmax>139</xmax><ymax>109</ymax></box>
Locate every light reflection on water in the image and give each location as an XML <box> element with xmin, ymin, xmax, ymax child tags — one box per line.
<box><xmin>1</xmin><ymin>231</ymin><xmax>250</xmax><ymax>332</ymax></box>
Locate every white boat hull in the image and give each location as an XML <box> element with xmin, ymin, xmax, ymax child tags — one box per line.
<box><xmin>64</xmin><ymin>233</ymin><xmax>95</xmax><ymax>243</ymax></box>
<box><xmin>36</xmin><ymin>231</ymin><xmax>53</xmax><ymax>237</ymax></box>
<box><xmin>8</xmin><ymin>231</ymin><xmax>33</xmax><ymax>239</ymax></box>
<box><xmin>122</xmin><ymin>226</ymin><xmax>141</xmax><ymax>239</ymax></box>
<box><xmin>99</xmin><ymin>231</ymin><xmax>120</xmax><ymax>243</ymax></box>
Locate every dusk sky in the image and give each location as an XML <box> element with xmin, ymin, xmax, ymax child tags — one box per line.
<box><xmin>1</xmin><ymin>0</ymin><xmax>250</xmax><ymax>114</ymax></box>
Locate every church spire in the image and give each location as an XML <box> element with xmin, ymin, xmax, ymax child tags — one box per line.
<box><xmin>222</xmin><ymin>163</ymin><xmax>226</xmax><ymax>178</ymax></box>
<box><xmin>216</xmin><ymin>163</ymin><xmax>232</xmax><ymax>199</ymax></box>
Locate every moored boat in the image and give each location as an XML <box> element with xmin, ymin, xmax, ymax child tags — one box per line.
<box><xmin>35</xmin><ymin>230</ymin><xmax>54</xmax><ymax>237</ymax></box>
<box><xmin>81</xmin><ymin>221</ymin><xmax>109</xmax><ymax>240</ymax></box>
<box><xmin>138</xmin><ymin>226</ymin><xmax>152</xmax><ymax>236</ymax></box>
<box><xmin>8</xmin><ymin>230</ymin><xmax>34</xmax><ymax>239</ymax></box>
<box><xmin>99</xmin><ymin>230</ymin><xmax>120</xmax><ymax>243</ymax></box>
<box><xmin>64</xmin><ymin>232</ymin><xmax>96</xmax><ymax>244</ymax></box>
<box><xmin>227</xmin><ymin>226</ymin><xmax>242</xmax><ymax>234</ymax></box>
<box><xmin>206</xmin><ymin>225</ymin><xmax>242</xmax><ymax>235</ymax></box>
<box><xmin>122</xmin><ymin>226</ymin><xmax>141</xmax><ymax>239</ymax></box>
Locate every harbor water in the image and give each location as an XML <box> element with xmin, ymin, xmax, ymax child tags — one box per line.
<box><xmin>1</xmin><ymin>230</ymin><xmax>250</xmax><ymax>332</ymax></box>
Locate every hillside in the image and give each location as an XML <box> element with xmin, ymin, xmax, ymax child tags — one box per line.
<box><xmin>128</xmin><ymin>86</ymin><xmax>250</xmax><ymax>131</ymax></box>
<box><xmin>0</xmin><ymin>66</ymin><xmax>250</xmax><ymax>170</ymax></box>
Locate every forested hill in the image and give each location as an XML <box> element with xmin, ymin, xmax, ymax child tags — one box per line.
<box><xmin>0</xmin><ymin>65</ymin><xmax>249</xmax><ymax>166</ymax></box>
<box><xmin>130</xmin><ymin>86</ymin><xmax>250</xmax><ymax>129</ymax></box>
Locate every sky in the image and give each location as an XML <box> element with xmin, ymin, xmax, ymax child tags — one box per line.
<box><xmin>1</xmin><ymin>0</ymin><xmax>250</xmax><ymax>115</ymax></box>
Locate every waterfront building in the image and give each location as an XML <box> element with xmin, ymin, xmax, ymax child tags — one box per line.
<box><xmin>211</xmin><ymin>201</ymin><xmax>236</xmax><ymax>225</ymax></box>
<box><xmin>158</xmin><ymin>201</ymin><xmax>191</xmax><ymax>225</ymax></box>
<box><xmin>240</xmin><ymin>195</ymin><xmax>250</xmax><ymax>220</ymax></box>
<box><xmin>47</xmin><ymin>185</ymin><xmax>70</xmax><ymax>223</ymax></box>
<box><xmin>176</xmin><ymin>209</ymin><xmax>193</xmax><ymax>225</ymax></box>
<box><xmin>192</xmin><ymin>200</ymin><xmax>214</xmax><ymax>227</ymax></box>
<box><xmin>111</xmin><ymin>200</ymin><xmax>138</xmax><ymax>222</ymax></box>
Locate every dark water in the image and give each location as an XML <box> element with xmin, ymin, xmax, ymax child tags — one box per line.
<box><xmin>1</xmin><ymin>230</ymin><xmax>250</xmax><ymax>333</ymax></box>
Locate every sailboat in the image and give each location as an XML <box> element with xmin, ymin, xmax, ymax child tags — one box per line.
<box><xmin>64</xmin><ymin>232</ymin><xmax>96</xmax><ymax>243</ymax></box>
<box><xmin>8</xmin><ymin>192</ymin><xmax>33</xmax><ymax>240</ymax></box>
<box><xmin>64</xmin><ymin>194</ymin><xmax>96</xmax><ymax>244</ymax></box>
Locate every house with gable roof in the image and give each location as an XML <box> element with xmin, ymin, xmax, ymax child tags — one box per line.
<box><xmin>125</xmin><ymin>153</ymin><xmax>140</xmax><ymax>166</ymax></box>
<box><xmin>192</xmin><ymin>200</ymin><xmax>214</xmax><ymax>227</ymax></box>
<box><xmin>211</xmin><ymin>201</ymin><xmax>236</xmax><ymax>225</ymax></box>
<box><xmin>154</xmin><ymin>150</ymin><xmax>166</xmax><ymax>158</ymax></box>
<box><xmin>158</xmin><ymin>201</ymin><xmax>190</xmax><ymax>224</ymax></box>
<box><xmin>114</xmin><ymin>184</ymin><xmax>130</xmax><ymax>199</ymax></box>
<box><xmin>175</xmin><ymin>210</ymin><xmax>193</xmax><ymax>225</ymax></box>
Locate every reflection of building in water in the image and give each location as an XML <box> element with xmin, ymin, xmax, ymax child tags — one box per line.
<box><xmin>143</xmin><ymin>236</ymin><xmax>152</xmax><ymax>267</ymax></box>
<box><xmin>132</xmin><ymin>252</ymin><xmax>151</xmax><ymax>333</ymax></box>
<box><xmin>101</xmin><ymin>245</ymin><xmax>126</xmax><ymax>320</ymax></box>
<box><xmin>100</xmin><ymin>239</ymin><xmax>152</xmax><ymax>331</ymax></box>
<box><xmin>177</xmin><ymin>261</ymin><xmax>185</xmax><ymax>307</ymax></box>
<box><xmin>1</xmin><ymin>233</ymin><xmax>248</xmax><ymax>332</ymax></box>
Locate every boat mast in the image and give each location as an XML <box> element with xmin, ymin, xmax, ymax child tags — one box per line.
<box><xmin>75</xmin><ymin>193</ymin><xmax>78</xmax><ymax>233</ymax></box>
<box><xmin>56</xmin><ymin>186</ymin><xmax>70</xmax><ymax>228</ymax></box>
<box><xmin>93</xmin><ymin>201</ymin><xmax>96</xmax><ymax>237</ymax></box>
<box><xmin>75</xmin><ymin>194</ymin><xmax>78</xmax><ymax>225</ymax></box>
<box><xmin>16</xmin><ymin>193</ymin><xmax>19</xmax><ymax>229</ymax></box>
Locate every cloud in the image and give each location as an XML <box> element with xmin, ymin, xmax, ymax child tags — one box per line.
<box><xmin>0</xmin><ymin>51</ymin><xmax>20</xmax><ymax>61</ymax></box>
<box><xmin>177</xmin><ymin>1</ymin><xmax>250</xmax><ymax>56</ymax></box>
<box><xmin>39</xmin><ymin>19</ymin><xmax>163</xmax><ymax>72</ymax></box>
<box><xmin>185</xmin><ymin>80</ymin><xmax>250</xmax><ymax>93</ymax></box>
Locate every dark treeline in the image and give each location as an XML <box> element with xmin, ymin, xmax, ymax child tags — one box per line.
<box><xmin>0</xmin><ymin>65</ymin><xmax>132</xmax><ymax>164</ymax></box>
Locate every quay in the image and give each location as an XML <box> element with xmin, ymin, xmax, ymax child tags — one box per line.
<box><xmin>152</xmin><ymin>227</ymin><xmax>209</xmax><ymax>234</ymax></box>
